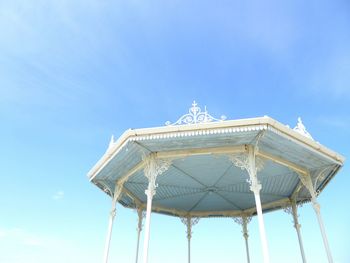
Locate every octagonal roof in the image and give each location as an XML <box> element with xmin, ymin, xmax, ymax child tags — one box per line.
<box><xmin>88</xmin><ymin>103</ymin><xmax>344</xmax><ymax>218</ymax></box>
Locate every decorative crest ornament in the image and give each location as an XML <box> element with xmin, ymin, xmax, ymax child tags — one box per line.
<box><xmin>165</xmin><ymin>101</ymin><xmax>227</xmax><ymax>126</ymax></box>
<box><xmin>293</xmin><ymin>117</ymin><xmax>313</xmax><ymax>140</ymax></box>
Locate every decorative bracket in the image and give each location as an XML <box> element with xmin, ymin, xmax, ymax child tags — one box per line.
<box><xmin>233</xmin><ymin>216</ymin><xmax>252</xmax><ymax>239</ymax></box>
<box><xmin>284</xmin><ymin>201</ymin><xmax>302</xmax><ymax>230</ymax></box>
<box><xmin>166</xmin><ymin>101</ymin><xmax>226</xmax><ymax>126</ymax></box>
<box><xmin>109</xmin><ymin>183</ymin><xmax>124</xmax><ymax>218</ymax></box>
<box><xmin>136</xmin><ymin>208</ymin><xmax>146</xmax><ymax>232</ymax></box>
<box><xmin>296</xmin><ymin>172</ymin><xmax>321</xmax><ymax>213</ymax></box>
<box><xmin>143</xmin><ymin>153</ymin><xmax>172</xmax><ymax>198</ymax></box>
<box><xmin>181</xmin><ymin>217</ymin><xmax>200</xmax><ymax>240</ymax></box>
<box><xmin>229</xmin><ymin>145</ymin><xmax>264</xmax><ymax>194</ymax></box>
<box><xmin>297</xmin><ymin>172</ymin><xmax>316</xmax><ymax>200</ymax></box>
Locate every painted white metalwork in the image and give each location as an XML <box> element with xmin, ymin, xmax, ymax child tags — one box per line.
<box><xmin>135</xmin><ymin>208</ymin><xmax>145</xmax><ymax>263</ymax></box>
<box><xmin>142</xmin><ymin>154</ymin><xmax>172</xmax><ymax>263</ymax></box>
<box><xmin>103</xmin><ymin>183</ymin><xmax>123</xmax><ymax>263</ymax></box>
<box><xmin>293</xmin><ymin>117</ymin><xmax>314</xmax><ymax>140</ymax></box>
<box><xmin>165</xmin><ymin>101</ymin><xmax>226</xmax><ymax>126</ymax></box>
<box><xmin>108</xmin><ymin>135</ymin><xmax>115</xmax><ymax>148</ymax></box>
<box><xmin>284</xmin><ymin>202</ymin><xmax>306</xmax><ymax>263</ymax></box>
<box><xmin>314</xmin><ymin>166</ymin><xmax>333</xmax><ymax>196</ymax></box>
<box><xmin>230</xmin><ymin>153</ymin><xmax>265</xmax><ymax>176</ymax></box>
<box><xmin>230</xmin><ymin>145</ymin><xmax>270</xmax><ymax>263</ymax></box>
<box><xmin>297</xmin><ymin>172</ymin><xmax>333</xmax><ymax>263</ymax></box>
<box><xmin>181</xmin><ymin>217</ymin><xmax>200</xmax><ymax>263</ymax></box>
<box><xmin>234</xmin><ymin>216</ymin><xmax>252</xmax><ymax>263</ymax></box>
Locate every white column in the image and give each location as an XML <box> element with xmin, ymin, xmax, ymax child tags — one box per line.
<box><xmin>284</xmin><ymin>202</ymin><xmax>307</xmax><ymax>263</ymax></box>
<box><xmin>142</xmin><ymin>154</ymin><xmax>171</xmax><ymax>263</ymax></box>
<box><xmin>298</xmin><ymin>172</ymin><xmax>333</xmax><ymax>263</ymax></box>
<box><xmin>103</xmin><ymin>184</ymin><xmax>123</xmax><ymax>263</ymax></box>
<box><xmin>312</xmin><ymin>198</ymin><xmax>333</xmax><ymax>263</ymax></box>
<box><xmin>142</xmin><ymin>179</ymin><xmax>156</xmax><ymax>263</ymax></box>
<box><xmin>234</xmin><ymin>216</ymin><xmax>251</xmax><ymax>263</ymax></box>
<box><xmin>252</xmin><ymin>185</ymin><xmax>270</xmax><ymax>263</ymax></box>
<box><xmin>248</xmin><ymin>146</ymin><xmax>270</xmax><ymax>263</ymax></box>
<box><xmin>292</xmin><ymin>202</ymin><xmax>307</xmax><ymax>263</ymax></box>
<box><xmin>230</xmin><ymin>146</ymin><xmax>270</xmax><ymax>262</ymax></box>
<box><xmin>181</xmin><ymin>217</ymin><xmax>200</xmax><ymax>263</ymax></box>
<box><xmin>135</xmin><ymin>208</ymin><xmax>144</xmax><ymax>263</ymax></box>
<box><xmin>186</xmin><ymin>218</ymin><xmax>191</xmax><ymax>263</ymax></box>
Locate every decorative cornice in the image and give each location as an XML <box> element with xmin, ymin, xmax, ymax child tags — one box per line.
<box><xmin>130</xmin><ymin>125</ymin><xmax>266</xmax><ymax>141</ymax></box>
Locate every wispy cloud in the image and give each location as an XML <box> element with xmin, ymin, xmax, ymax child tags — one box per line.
<box><xmin>52</xmin><ymin>191</ymin><xmax>64</xmax><ymax>200</ymax></box>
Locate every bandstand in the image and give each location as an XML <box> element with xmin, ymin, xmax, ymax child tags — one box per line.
<box><xmin>87</xmin><ymin>102</ymin><xmax>344</xmax><ymax>263</ymax></box>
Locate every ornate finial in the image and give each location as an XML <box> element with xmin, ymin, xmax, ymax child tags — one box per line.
<box><xmin>165</xmin><ymin>101</ymin><xmax>227</xmax><ymax>126</ymax></box>
<box><xmin>293</xmin><ymin>117</ymin><xmax>313</xmax><ymax>140</ymax></box>
<box><xmin>109</xmin><ymin>135</ymin><xmax>115</xmax><ymax>148</ymax></box>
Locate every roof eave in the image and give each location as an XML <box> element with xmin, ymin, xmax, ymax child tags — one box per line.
<box><xmin>87</xmin><ymin>116</ymin><xmax>345</xmax><ymax>182</ymax></box>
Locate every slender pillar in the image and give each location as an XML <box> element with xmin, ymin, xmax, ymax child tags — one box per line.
<box><xmin>142</xmin><ymin>154</ymin><xmax>171</xmax><ymax>263</ymax></box>
<box><xmin>230</xmin><ymin>145</ymin><xmax>270</xmax><ymax>263</ymax></box>
<box><xmin>142</xmin><ymin>179</ymin><xmax>156</xmax><ymax>263</ymax></box>
<box><xmin>247</xmin><ymin>146</ymin><xmax>270</xmax><ymax>263</ymax></box>
<box><xmin>187</xmin><ymin>219</ymin><xmax>191</xmax><ymax>263</ymax></box>
<box><xmin>252</xmin><ymin>186</ymin><xmax>270</xmax><ymax>263</ymax></box>
<box><xmin>292</xmin><ymin>202</ymin><xmax>307</xmax><ymax>263</ymax></box>
<box><xmin>135</xmin><ymin>208</ymin><xmax>144</xmax><ymax>263</ymax></box>
<box><xmin>103</xmin><ymin>184</ymin><xmax>123</xmax><ymax>263</ymax></box>
<box><xmin>312</xmin><ymin>198</ymin><xmax>333</xmax><ymax>263</ymax></box>
<box><xmin>284</xmin><ymin>202</ymin><xmax>306</xmax><ymax>263</ymax></box>
<box><xmin>234</xmin><ymin>216</ymin><xmax>252</xmax><ymax>263</ymax></box>
<box><xmin>181</xmin><ymin>217</ymin><xmax>200</xmax><ymax>263</ymax></box>
<box><xmin>298</xmin><ymin>172</ymin><xmax>333</xmax><ymax>263</ymax></box>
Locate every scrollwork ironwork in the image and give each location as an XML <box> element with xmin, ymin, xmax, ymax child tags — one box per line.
<box><xmin>293</xmin><ymin>117</ymin><xmax>313</xmax><ymax>140</ymax></box>
<box><xmin>166</xmin><ymin>101</ymin><xmax>226</xmax><ymax>126</ymax></box>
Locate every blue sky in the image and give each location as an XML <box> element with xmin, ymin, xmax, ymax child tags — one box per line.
<box><xmin>0</xmin><ymin>1</ymin><xmax>349</xmax><ymax>262</ymax></box>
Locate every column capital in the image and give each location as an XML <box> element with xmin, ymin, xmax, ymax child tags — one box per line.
<box><xmin>311</xmin><ymin>198</ymin><xmax>321</xmax><ymax>214</ymax></box>
<box><xmin>229</xmin><ymin>145</ymin><xmax>264</xmax><ymax>193</ymax></box>
<box><xmin>234</xmin><ymin>216</ymin><xmax>252</xmax><ymax>240</ymax></box>
<box><xmin>143</xmin><ymin>153</ymin><xmax>172</xmax><ymax>198</ymax></box>
<box><xmin>181</xmin><ymin>217</ymin><xmax>200</xmax><ymax>240</ymax></box>
<box><xmin>250</xmin><ymin>182</ymin><xmax>262</xmax><ymax>194</ymax></box>
<box><xmin>145</xmin><ymin>188</ymin><xmax>156</xmax><ymax>198</ymax></box>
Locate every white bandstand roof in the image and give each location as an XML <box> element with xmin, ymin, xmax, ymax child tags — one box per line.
<box><xmin>88</xmin><ymin>104</ymin><xmax>344</xmax><ymax>218</ymax></box>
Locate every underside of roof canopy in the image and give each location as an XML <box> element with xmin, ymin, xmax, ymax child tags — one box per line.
<box><xmin>88</xmin><ymin>115</ymin><xmax>344</xmax><ymax>218</ymax></box>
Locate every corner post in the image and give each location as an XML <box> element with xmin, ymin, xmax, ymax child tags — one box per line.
<box><xmin>230</xmin><ymin>145</ymin><xmax>270</xmax><ymax>263</ymax></box>
<box><xmin>292</xmin><ymin>202</ymin><xmax>307</xmax><ymax>263</ymax></box>
<box><xmin>234</xmin><ymin>216</ymin><xmax>252</xmax><ymax>263</ymax></box>
<box><xmin>103</xmin><ymin>183</ymin><xmax>123</xmax><ymax>263</ymax></box>
<box><xmin>181</xmin><ymin>217</ymin><xmax>200</xmax><ymax>263</ymax></box>
<box><xmin>284</xmin><ymin>202</ymin><xmax>307</xmax><ymax>263</ymax></box>
<box><xmin>135</xmin><ymin>208</ymin><xmax>144</xmax><ymax>263</ymax></box>
<box><xmin>142</xmin><ymin>154</ymin><xmax>171</xmax><ymax>263</ymax></box>
<box><xmin>298</xmin><ymin>172</ymin><xmax>333</xmax><ymax>263</ymax></box>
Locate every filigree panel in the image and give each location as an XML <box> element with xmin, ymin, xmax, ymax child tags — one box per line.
<box><xmin>166</xmin><ymin>101</ymin><xmax>226</xmax><ymax>126</ymax></box>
